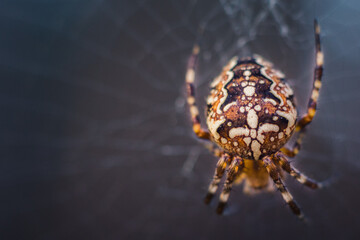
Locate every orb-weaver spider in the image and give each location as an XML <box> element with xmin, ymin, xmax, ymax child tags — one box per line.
<box><xmin>185</xmin><ymin>20</ymin><xmax>324</xmax><ymax>219</ymax></box>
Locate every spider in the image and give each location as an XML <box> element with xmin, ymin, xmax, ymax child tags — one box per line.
<box><xmin>185</xmin><ymin>20</ymin><xmax>324</xmax><ymax>219</ymax></box>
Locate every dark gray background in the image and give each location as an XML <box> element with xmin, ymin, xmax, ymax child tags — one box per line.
<box><xmin>1</xmin><ymin>0</ymin><xmax>360</xmax><ymax>239</ymax></box>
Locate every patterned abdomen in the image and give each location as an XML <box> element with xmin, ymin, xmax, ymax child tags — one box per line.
<box><xmin>206</xmin><ymin>56</ymin><xmax>297</xmax><ymax>160</ymax></box>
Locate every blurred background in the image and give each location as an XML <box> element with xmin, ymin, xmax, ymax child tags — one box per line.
<box><xmin>1</xmin><ymin>0</ymin><xmax>360</xmax><ymax>239</ymax></box>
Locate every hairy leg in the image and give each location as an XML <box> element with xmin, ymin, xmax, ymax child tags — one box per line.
<box><xmin>274</xmin><ymin>152</ymin><xmax>322</xmax><ymax>189</ymax></box>
<box><xmin>216</xmin><ymin>156</ymin><xmax>244</xmax><ymax>214</ymax></box>
<box><xmin>263</xmin><ymin>156</ymin><xmax>304</xmax><ymax>220</ymax></box>
<box><xmin>186</xmin><ymin>44</ymin><xmax>210</xmax><ymax>140</ymax></box>
<box><xmin>282</xmin><ymin>20</ymin><xmax>323</xmax><ymax>157</ymax></box>
<box><xmin>204</xmin><ymin>153</ymin><xmax>231</xmax><ymax>204</ymax></box>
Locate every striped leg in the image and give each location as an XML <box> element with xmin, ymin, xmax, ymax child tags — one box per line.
<box><xmin>204</xmin><ymin>153</ymin><xmax>231</xmax><ymax>204</ymax></box>
<box><xmin>216</xmin><ymin>156</ymin><xmax>244</xmax><ymax>214</ymax></box>
<box><xmin>274</xmin><ymin>152</ymin><xmax>322</xmax><ymax>189</ymax></box>
<box><xmin>186</xmin><ymin>44</ymin><xmax>210</xmax><ymax>140</ymax></box>
<box><xmin>297</xmin><ymin>19</ymin><xmax>324</xmax><ymax>131</ymax></box>
<box><xmin>263</xmin><ymin>156</ymin><xmax>304</xmax><ymax>220</ymax></box>
<box><xmin>282</xmin><ymin>19</ymin><xmax>324</xmax><ymax>157</ymax></box>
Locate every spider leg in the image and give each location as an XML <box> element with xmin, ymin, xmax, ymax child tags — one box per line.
<box><xmin>297</xmin><ymin>19</ymin><xmax>324</xmax><ymax>131</ymax></box>
<box><xmin>186</xmin><ymin>44</ymin><xmax>210</xmax><ymax>140</ymax></box>
<box><xmin>274</xmin><ymin>152</ymin><xmax>322</xmax><ymax>189</ymax></box>
<box><xmin>204</xmin><ymin>153</ymin><xmax>231</xmax><ymax>204</ymax></box>
<box><xmin>282</xmin><ymin>19</ymin><xmax>324</xmax><ymax>157</ymax></box>
<box><xmin>216</xmin><ymin>156</ymin><xmax>244</xmax><ymax>214</ymax></box>
<box><xmin>263</xmin><ymin>156</ymin><xmax>304</xmax><ymax>220</ymax></box>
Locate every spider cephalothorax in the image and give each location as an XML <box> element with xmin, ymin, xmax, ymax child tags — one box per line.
<box><xmin>185</xmin><ymin>20</ymin><xmax>324</xmax><ymax>219</ymax></box>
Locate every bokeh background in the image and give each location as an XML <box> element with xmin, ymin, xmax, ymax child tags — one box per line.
<box><xmin>2</xmin><ymin>0</ymin><xmax>360</xmax><ymax>239</ymax></box>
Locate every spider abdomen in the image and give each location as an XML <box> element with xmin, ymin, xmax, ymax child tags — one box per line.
<box><xmin>206</xmin><ymin>55</ymin><xmax>297</xmax><ymax>160</ymax></box>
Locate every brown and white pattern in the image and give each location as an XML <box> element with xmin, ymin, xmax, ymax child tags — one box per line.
<box><xmin>185</xmin><ymin>20</ymin><xmax>324</xmax><ymax>219</ymax></box>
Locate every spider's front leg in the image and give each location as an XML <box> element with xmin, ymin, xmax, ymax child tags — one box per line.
<box><xmin>282</xmin><ymin>19</ymin><xmax>324</xmax><ymax>157</ymax></box>
<box><xmin>262</xmin><ymin>156</ymin><xmax>304</xmax><ymax>220</ymax></box>
<box><xmin>186</xmin><ymin>44</ymin><xmax>210</xmax><ymax>140</ymax></box>
<box><xmin>204</xmin><ymin>153</ymin><xmax>231</xmax><ymax>204</ymax></box>
<box><xmin>216</xmin><ymin>156</ymin><xmax>244</xmax><ymax>215</ymax></box>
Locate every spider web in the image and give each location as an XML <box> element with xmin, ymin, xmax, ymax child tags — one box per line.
<box><xmin>1</xmin><ymin>0</ymin><xmax>360</xmax><ymax>239</ymax></box>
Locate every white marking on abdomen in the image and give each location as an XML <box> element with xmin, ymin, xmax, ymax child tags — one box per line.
<box><xmin>258</xmin><ymin>123</ymin><xmax>280</xmax><ymax>133</ymax></box>
<box><xmin>210</xmin><ymin>57</ymin><xmax>238</xmax><ymax>88</ymax></box>
<box><xmin>207</xmin><ymin>118</ymin><xmax>226</xmax><ymax>139</ymax></box>
<box><xmin>243</xmin><ymin>137</ymin><xmax>251</xmax><ymax>146</ymax></box>
<box><xmin>278</xmin><ymin>132</ymin><xmax>284</xmax><ymax>139</ymax></box>
<box><xmin>276</xmin><ymin>100</ymin><xmax>297</xmax><ymax>135</ymax></box>
<box><xmin>243</xmin><ymin>86</ymin><xmax>255</xmax><ymax>96</ymax></box>
<box><xmin>210</xmin><ymin>75</ymin><xmax>221</xmax><ymax>88</ymax></box>
<box><xmin>261</xmin><ymin>67</ymin><xmax>283</xmax><ymax>106</ymax></box>
<box><xmin>247</xmin><ymin>109</ymin><xmax>258</xmax><ymax>128</ymax></box>
<box><xmin>223</xmin><ymin>101</ymin><xmax>237</xmax><ymax>112</ymax></box>
<box><xmin>216</xmin><ymin>71</ymin><xmax>234</xmax><ymax>114</ymax></box>
<box><xmin>260</xmin><ymin>67</ymin><xmax>273</xmax><ymax>80</ymax></box>
<box><xmin>229</xmin><ymin>127</ymin><xmax>250</xmax><ymax>138</ymax></box>
<box><xmin>264</xmin><ymin>98</ymin><xmax>277</xmax><ymax>106</ymax></box>
<box><xmin>250</xmin><ymin>129</ymin><xmax>257</xmax><ymax>139</ymax></box>
<box><xmin>254</xmin><ymin>105</ymin><xmax>261</xmax><ymax>111</ymax></box>
<box><xmin>257</xmin><ymin>123</ymin><xmax>280</xmax><ymax>143</ymax></box>
<box><xmin>243</xmin><ymin>70</ymin><xmax>251</xmax><ymax>77</ymax></box>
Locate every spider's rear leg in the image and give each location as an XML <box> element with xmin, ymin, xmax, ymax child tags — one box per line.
<box><xmin>274</xmin><ymin>152</ymin><xmax>322</xmax><ymax>189</ymax></box>
<box><xmin>216</xmin><ymin>156</ymin><xmax>244</xmax><ymax>214</ymax></box>
<box><xmin>263</xmin><ymin>156</ymin><xmax>304</xmax><ymax>220</ymax></box>
<box><xmin>204</xmin><ymin>153</ymin><xmax>231</xmax><ymax>204</ymax></box>
<box><xmin>186</xmin><ymin>44</ymin><xmax>210</xmax><ymax>140</ymax></box>
<box><xmin>282</xmin><ymin>20</ymin><xmax>324</xmax><ymax>158</ymax></box>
